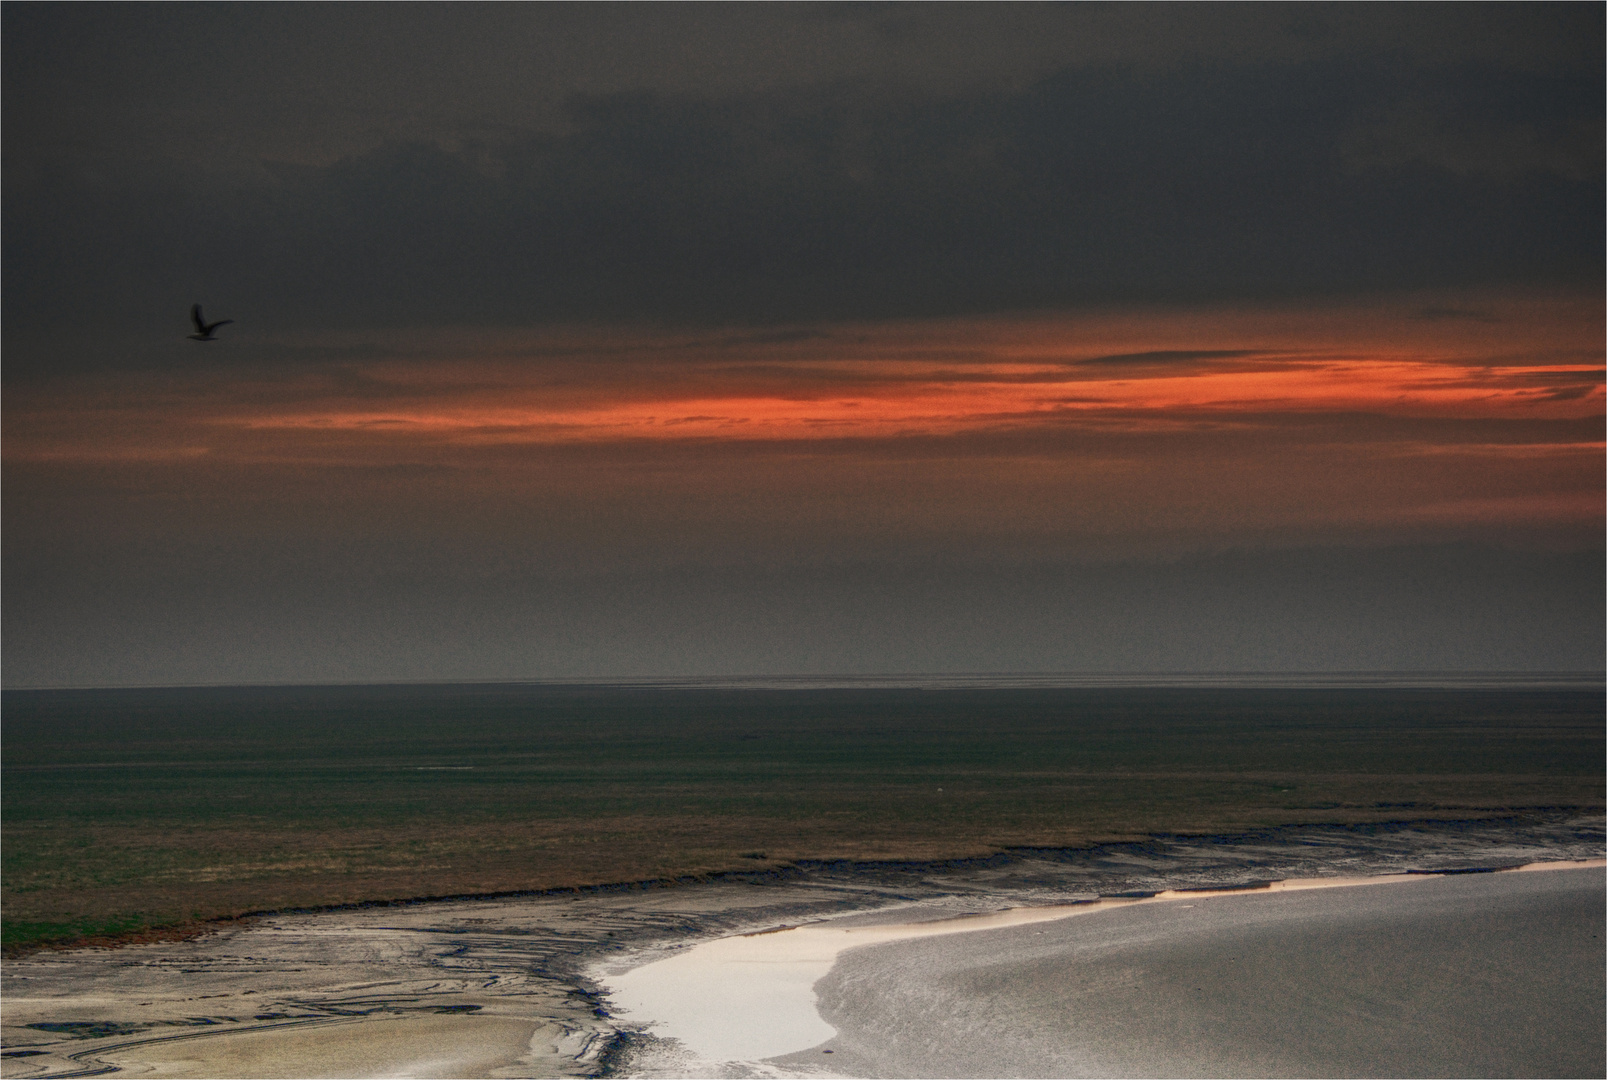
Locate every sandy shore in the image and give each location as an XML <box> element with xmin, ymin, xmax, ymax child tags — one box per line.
<box><xmin>3</xmin><ymin>816</ymin><xmax>1601</xmax><ymax>1079</ymax></box>
<box><xmin>604</xmin><ymin>863</ymin><xmax>1605</xmax><ymax>1077</ymax></box>
<box><xmin>0</xmin><ymin>879</ymin><xmax>862</xmax><ymax>1080</ymax></box>
<box><xmin>794</xmin><ymin>865</ymin><xmax>1604</xmax><ymax>1078</ymax></box>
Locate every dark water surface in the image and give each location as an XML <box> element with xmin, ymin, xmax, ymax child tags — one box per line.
<box><xmin>4</xmin><ymin>683</ymin><xmax>1602</xmax><ymax>948</ymax></box>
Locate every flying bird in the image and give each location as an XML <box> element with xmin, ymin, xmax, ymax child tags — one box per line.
<box><xmin>188</xmin><ymin>304</ymin><xmax>234</xmax><ymax>341</ymax></box>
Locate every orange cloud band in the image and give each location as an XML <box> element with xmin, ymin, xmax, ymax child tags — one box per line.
<box><xmin>6</xmin><ymin>292</ymin><xmax>1601</xmax><ymax>480</ymax></box>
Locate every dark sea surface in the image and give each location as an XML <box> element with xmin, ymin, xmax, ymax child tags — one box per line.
<box><xmin>4</xmin><ymin>680</ymin><xmax>1603</xmax><ymax>949</ymax></box>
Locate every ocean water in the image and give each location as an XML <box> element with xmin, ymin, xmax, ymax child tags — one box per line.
<box><xmin>3</xmin><ymin>680</ymin><xmax>1602</xmax><ymax>945</ymax></box>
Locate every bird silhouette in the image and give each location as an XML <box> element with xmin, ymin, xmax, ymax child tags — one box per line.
<box><xmin>188</xmin><ymin>304</ymin><xmax>234</xmax><ymax>341</ymax></box>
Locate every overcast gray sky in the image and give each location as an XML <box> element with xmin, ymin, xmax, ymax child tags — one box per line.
<box><xmin>7</xmin><ymin>3</ymin><xmax>1601</xmax><ymax>357</ymax></box>
<box><xmin>4</xmin><ymin>4</ymin><xmax>1602</xmax><ymax>686</ymax></box>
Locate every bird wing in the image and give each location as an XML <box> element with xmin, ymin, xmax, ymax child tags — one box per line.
<box><xmin>208</xmin><ymin>320</ymin><xmax>235</xmax><ymax>332</ymax></box>
<box><xmin>191</xmin><ymin>304</ymin><xmax>206</xmax><ymax>333</ymax></box>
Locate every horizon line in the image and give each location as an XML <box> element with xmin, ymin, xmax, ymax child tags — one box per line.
<box><xmin>5</xmin><ymin>670</ymin><xmax>1603</xmax><ymax>694</ymax></box>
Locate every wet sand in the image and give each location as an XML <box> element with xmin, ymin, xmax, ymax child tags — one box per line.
<box><xmin>0</xmin><ymin>872</ymin><xmax>915</xmax><ymax>1079</ymax></box>
<box><xmin>776</xmin><ymin>866</ymin><xmax>1606</xmax><ymax>1079</ymax></box>
<box><xmin>3</xmin><ymin>817</ymin><xmax>1601</xmax><ymax>1079</ymax></box>
<box><xmin>77</xmin><ymin>1013</ymin><xmax>550</xmax><ymax>1079</ymax></box>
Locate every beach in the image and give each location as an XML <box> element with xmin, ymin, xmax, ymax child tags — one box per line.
<box><xmin>790</xmin><ymin>866</ymin><xmax>1605</xmax><ymax>1078</ymax></box>
<box><xmin>3</xmin><ymin>820</ymin><xmax>1601</xmax><ymax>1079</ymax></box>
<box><xmin>606</xmin><ymin>864</ymin><xmax>1604</xmax><ymax>1078</ymax></box>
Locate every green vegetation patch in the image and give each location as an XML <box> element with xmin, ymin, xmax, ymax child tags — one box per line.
<box><xmin>2</xmin><ymin>914</ymin><xmax>171</xmax><ymax>951</ymax></box>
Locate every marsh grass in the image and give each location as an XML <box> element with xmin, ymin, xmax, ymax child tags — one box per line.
<box><xmin>4</xmin><ymin>685</ymin><xmax>1601</xmax><ymax>952</ymax></box>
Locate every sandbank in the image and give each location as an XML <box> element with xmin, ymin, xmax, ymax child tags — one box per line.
<box><xmin>604</xmin><ymin>861</ymin><xmax>1603</xmax><ymax>1077</ymax></box>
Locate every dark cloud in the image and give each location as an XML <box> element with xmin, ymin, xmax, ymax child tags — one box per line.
<box><xmin>1411</xmin><ymin>306</ymin><xmax>1503</xmax><ymax>323</ymax></box>
<box><xmin>8</xmin><ymin>5</ymin><xmax>1598</xmax><ymax>175</ymax></box>
<box><xmin>1543</xmin><ymin>384</ymin><xmax>1598</xmax><ymax>402</ymax></box>
<box><xmin>4</xmin><ymin>6</ymin><xmax>1602</xmax><ymax>373</ymax></box>
<box><xmin>1076</xmin><ymin>350</ymin><xmax>1268</xmax><ymax>367</ymax></box>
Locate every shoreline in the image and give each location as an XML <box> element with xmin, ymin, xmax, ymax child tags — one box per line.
<box><xmin>599</xmin><ymin>859</ymin><xmax>1606</xmax><ymax>1070</ymax></box>
<box><xmin>10</xmin><ymin>683</ymin><xmax>1601</xmax><ymax>962</ymax></box>
<box><xmin>2</xmin><ymin>815</ymin><xmax>1601</xmax><ymax>1079</ymax></box>
<box><xmin>7</xmin><ymin>807</ymin><xmax>1600</xmax><ymax>960</ymax></box>
<box><xmin>789</xmin><ymin>864</ymin><xmax>1606</xmax><ymax>1079</ymax></box>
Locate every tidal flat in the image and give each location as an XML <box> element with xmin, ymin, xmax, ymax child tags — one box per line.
<box><xmin>4</xmin><ymin>682</ymin><xmax>1603</xmax><ymax>951</ymax></box>
<box><xmin>2</xmin><ymin>821</ymin><xmax>1601</xmax><ymax>1078</ymax></box>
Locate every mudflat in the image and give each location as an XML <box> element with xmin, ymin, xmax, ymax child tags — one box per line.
<box><xmin>71</xmin><ymin>1014</ymin><xmax>550</xmax><ymax>1080</ymax></box>
<box><xmin>0</xmin><ymin>880</ymin><xmax>831</xmax><ymax>1080</ymax></box>
<box><xmin>779</xmin><ymin>867</ymin><xmax>1605</xmax><ymax>1079</ymax></box>
<box><xmin>2</xmin><ymin>830</ymin><xmax>1602</xmax><ymax>1078</ymax></box>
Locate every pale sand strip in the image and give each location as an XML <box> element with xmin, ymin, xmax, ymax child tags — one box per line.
<box><xmin>600</xmin><ymin>859</ymin><xmax>1607</xmax><ymax>1065</ymax></box>
<box><xmin>84</xmin><ymin>1013</ymin><xmax>548</xmax><ymax>1080</ymax></box>
<box><xmin>794</xmin><ymin>864</ymin><xmax>1606</xmax><ymax>1078</ymax></box>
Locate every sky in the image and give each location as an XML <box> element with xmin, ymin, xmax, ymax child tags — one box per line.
<box><xmin>4</xmin><ymin>4</ymin><xmax>1602</xmax><ymax>687</ymax></box>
